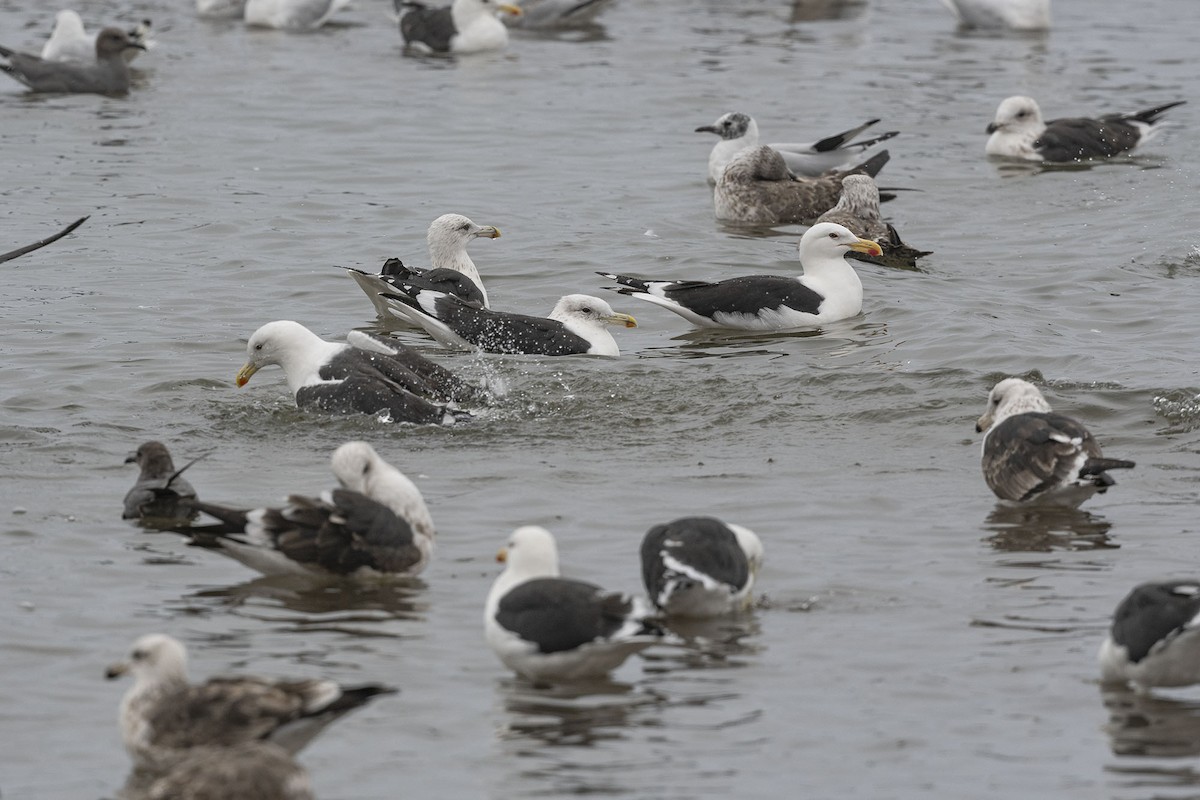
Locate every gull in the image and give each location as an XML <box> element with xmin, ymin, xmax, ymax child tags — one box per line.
<box><xmin>397</xmin><ymin>0</ymin><xmax>523</xmax><ymax>54</ymax></box>
<box><xmin>696</xmin><ymin>111</ymin><xmax>898</xmax><ymax>183</ymax></box>
<box><xmin>1099</xmin><ymin>581</ymin><xmax>1200</xmax><ymax>692</ymax></box>
<box><xmin>600</xmin><ymin>222</ymin><xmax>882</xmax><ymax>331</ymax></box>
<box><xmin>975</xmin><ymin>377</ymin><xmax>1135</xmax><ymax>507</ymax></box>
<box><xmin>345</xmin><ymin>213</ymin><xmax>501</xmax><ymax>317</ymax></box>
<box><xmin>713</xmin><ymin>145</ymin><xmax>890</xmax><ymax>225</ymax></box>
<box><xmin>380</xmin><ymin>287</ymin><xmax>637</xmax><ymax>356</ymax></box>
<box><xmin>123</xmin><ymin>441</ymin><xmax>199</xmax><ymax>522</ymax></box>
<box><xmin>816</xmin><ymin>175</ymin><xmax>932</xmax><ymax>266</ymax></box>
<box><xmin>503</xmin><ymin>0</ymin><xmax>614</xmax><ymax>29</ymax></box>
<box><xmin>0</xmin><ymin>27</ymin><xmax>145</xmax><ymax>95</ymax></box>
<box><xmin>985</xmin><ymin>96</ymin><xmax>1185</xmax><ymax>162</ymax></box>
<box><xmin>177</xmin><ymin>441</ymin><xmax>436</xmax><ymax>579</ymax></box>
<box><xmin>106</xmin><ymin>633</ymin><xmax>396</xmax><ymax>772</ymax></box>
<box><xmin>235</xmin><ymin>321</ymin><xmax>485</xmax><ymax>425</ymax></box>
<box><xmin>640</xmin><ymin>517</ymin><xmax>764</xmax><ymax>618</ymax></box>
<box><xmin>485</xmin><ymin>526</ymin><xmax>666</xmax><ymax>682</ymax></box>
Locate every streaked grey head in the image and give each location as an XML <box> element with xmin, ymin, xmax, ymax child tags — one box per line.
<box><xmin>975</xmin><ymin>377</ymin><xmax>1052</xmax><ymax>432</ymax></box>
<box><xmin>836</xmin><ymin>174</ymin><xmax>882</xmax><ymax>219</ymax></box>
<box><xmin>696</xmin><ymin>111</ymin><xmax>754</xmax><ymax>141</ymax></box>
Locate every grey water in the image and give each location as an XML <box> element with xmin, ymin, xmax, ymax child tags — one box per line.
<box><xmin>1</xmin><ymin>0</ymin><xmax>1199</xmax><ymax>797</ymax></box>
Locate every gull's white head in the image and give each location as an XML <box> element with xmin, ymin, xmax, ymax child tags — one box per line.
<box><xmin>236</xmin><ymin>320</ymin><xmax>323</xmax><ymax>388</ymax></box>
<box><xmin>496</xmin><ymin>525</ymin><xmax>561</xmax><ymax>580</ymax></box>
<box><xmin>549</xmin><ymin>295</ymin><xmax>637</xmax><ymax>356</ymax></box>
<box><xmin>329</xmin><ymin>440</ymin><xmax>434</xmax><ymax>538</ymax></box>
<box><xmin>975</xmin><ymin>377</ymin><xmax>1052</xmax><ymax>433</ymax></box>
<box><xmin>798</xmin><ymin>222</ymin><xmax>883</xmax><ymax>266</ymax></box>
<box><xmin>105</xmin><ymin>633</ymin><xmax>189</xmax><ymax>686</ymax></box>
<box><xmin>53</xmin><ymin>10</ymin><xmax>88</xmax><ymax>37</ymax></box>
<box><xmin>985</xmin><ymin>96</ymin><xmax>1045</xmax><ymax>156</ymax></box>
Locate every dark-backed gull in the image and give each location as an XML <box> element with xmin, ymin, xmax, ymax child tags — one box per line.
<box><xmin>600</xmin><ymin>222</ymin><xmax>881</xmax><ymax>331</ymax></box>
<box><xmin>106</xmin><ymin>633</ymin><xmax>396</xmax><ymax>772</ymax></box>
<box><xmin>985</xmin><ymin>96</ymin><xmax>1185</xmax><ymax>162</ymax></box>
<box><xmin>123</xmin><ymin>441</ymin><xmax>199</xmax><ymax>522</ymax></box>
<box><xmin>503</xmin><ymin>0</ymin><xmax>614</xmax><ymax>29</ymax></box>
<box><xmin>1099</xmin><ymin>581</ymin><xmax>1200</xmax><ymax>692</ymax></box>
<box><xmin>176</xmin><ymin>442</ymin><xmax>435</xmax><ymax>579</ymax></box>
<box><xmin>144</xmin><ymin>743</ymin><xmax>314</xmax><ymax>800</ymax></box>
<box><xmin>345</xmin><ymin>213</ymin><xmax>500</xmax><ymax>318</ymax></box>
<box><xmin>0</xmin><ymin>27</ymin><xmax>143</xmax><ymax>95</ymax></box>
<box><xmin>696</xmin><ymin>111</ymin><xmax>898</xmax><ymax>182</ymax></box>
<box><xmin>816</xmin><ymin>175</ymin><xmax>931</xmax><ymax>267</ymax></box>
<box><xmin>640</xmin><ymin>517</ymin><xmax>764</xmax><ymax>618</ymax></box>
<box><xmin>485</xmin><ymin>526</ymin><xmax>666</xmax><ymax>682</ymax></box>
<box><xmin>236</xmin><ymin>321</ymin><xmax>484</xmax><ymax>425</ymax></box>
<box><xmin>398</xmin><ymin>0</ymin><xmax>523</xmax><ymax>54</ymax></box>
<box><xmin>245</xmin><ymin>0</ymin><xmax>353</xmax><ymax>29</ymax></box>
<box><xmin>975</xmin><ymin>378</ymin><xmax>1135</xmax><ymax>507</ymax></box>
<box><xmin>714</xmin><ymin>145</ymin><xmax>890</xmax><ymax>225</ymax></box>
<box><xmin>941</xmin><ymin>0</ymin><xmax>1049</xmax><ymax>30</ymax></box>
<box><xmin>381</xmin><ymin>287</ymin><xmax>636</xmax><ymax>356</ymax></box>
<box><xmin>41</xmin><ymin>11</ymin><xmax>151</xmax><ymax>63</ymax></box>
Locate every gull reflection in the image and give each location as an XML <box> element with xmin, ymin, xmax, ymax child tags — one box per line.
<box><xmin>982</xmin><ymin>505</ymin><xmax>1116</xmax><ymax>552</ymax></box>
<box><xmin>1102</xmin><ymin>684</ymin><xmax>1200</xmax><ymax>758</ymax></box>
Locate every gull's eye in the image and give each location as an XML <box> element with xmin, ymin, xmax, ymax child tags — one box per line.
<box><xmin>254</xmin><ymin>343</ymin><xmax>263</xmax><ymax>351</ymax></box>
<box><xmin>828</xmin><ymin>231</ymin><xmax>838</xmax><ymax>240</ymax></box>
<box><xmin>458</xmin><ymin>223</ymin><xmax>471</xmax><ymax>231</ymax></box>
<box><xmin>1016</xmin><ymin>110</ymin><xmax>1027</xmax><ymax>118</ymax></box>
<box><xmin>132</xmin><ymin>649</ymin><xmax>147</xmax><ymax>661</ymax></box>
<box><xmin>362</xmin><ymin>462</ymin><xmax>370</xmax><ymax>475</ymax></box>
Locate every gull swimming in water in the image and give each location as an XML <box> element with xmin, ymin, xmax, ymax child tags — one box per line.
<box><xmin>244</xmin><ymin>0</ymin><xmax>354</xmax><ymax>30</ymax></box>
<box><xmin>713</xmin><ymin>145</ymin><xmax>890</xmax><ymax>225</ymax></box>
<box><xmin>345</xmin><ymin>213</ymin><xmax>501</xmax><ymax>317</ymax></box>
<box><xmin>696</xmin><ymin>111</ymin><xmax>898</xmax><ymax>183</ymax></box>
<box><xmin>0</xmin><ymin>27</ymin><xmax>144</xmax><ymax>95</ymax></box>
<box><xmin>600</xmin><ymin>222</ymin><xmax>882</xmax><ymax>331</ymax></box>
<box><xmin>975</xmin><ymin>377</ymin><xmax>1135</xmax><ymax>507</ymax></box>
<box><xmin>397</xmin><ymin>0</ymin><xmax>523</xmax><ymax>54</ymax></box>
<box><xmin>985</xmin><ymin>96</ymin><xmax>1185</xmax><ymax>162</ymax></box>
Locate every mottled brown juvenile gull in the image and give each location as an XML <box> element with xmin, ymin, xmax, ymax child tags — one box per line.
<box><xmin>41</xmin><ymin>11</ymin><xmax>151</xmax><ymax>63</ymax></box>
<box><xmin>600</xmin><ymin>222</ymin><xmax>881</xmax><ymax>331</ymax></box>
<box><xmin>816</xmin><ymin>175</ymin><xmax>931</xmax><ymax>267</ymax></box>
<box><xmin>640</xmin><ymin>517</ymin><xmax>764</xmax><ymax>619</ymax></box>
<box><xmin>106</xmin><ymin>633</ymin><xmax>396</xmax><ymax>772</ymax></box>
<box><xmin>941</xmin><ymin>0</ymin><xmax>1049</xmax><ymax>30</ymax></box>
<box><xmin>485</xmin><ymin>526</ymin><xmax>667</xmax><ymax>682</ymax></box>
<box><xmin>244</xmin><ymin>0</ymin><xmax>354</xmax><ymax>29</ymax></box>
<box><xmin>1099</xmin><ymin>581</ymin><xmax>1200</xmax><ymax>692</ymax></box>
<box><xmin>0</xmin><ymin>27</ymin><xmax>144</xmax><ymax>95</ymax></box>
<box><xmin>345</xmin><ymin>213</ymin><xmax>500</xmax><ymax>318</ymax></box>
<box><xmin>503</xmin><ymin>0</ymin><xmax>614</xmax><ymax>29</ymax></box>
<box><xmin>713</xmin><ymin>145</ymin><xmax>890</xmax><ymax>225</ymax></box>
<box><xmin>381</xmin><ymin>287</ymin><xmax>636</xmax><ymax>356</ymax></box>
<box><xmin>398</xmin><ymin>0</ymin><xmax>523</xmax><ymax>54</ymax></box>
<box><xmin>236</xmin><ymin>320</ymin><xmax>484</xmax><ymax>425</ymax></box>
<box><xmin>177</xmin><ymin>441</ymin><xmax>436</xmax><ymax>579</ymax></box>
<box><xmin>123</xmin><ymin>441</ymin><xmax>199</xmax><ymax>522</ymax></box>
<box><xmin>975</xmin><ymin>378</ymin><xmax>1135</xmax><ymax>508</ymax></box>
<box><xmin>144</xmin><ymin>743</ymin><xmax>314</xmax><ymax>800</ymax></box>
<box><xmin>696</xmin><ymin>111</ymin><xmax>898</xmax><ymax>182</ymax></box>
<box><xmin>985</xmin><ymin>96</ymin><xmax>1185</xmax><ymax>162</ymax></box>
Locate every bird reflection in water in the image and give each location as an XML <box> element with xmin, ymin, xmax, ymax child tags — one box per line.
<box><xmin>982</xmin><ymin>505</ymin><xmax>1117</xmax><ymax>553</ymax></box>
<box><xmin>497</xmin><ymin>677</ymin><xmax>664</xmax><ymax>747</ymax></box>
<box><xmin>183</xmin><ymin>574</ymin><xmax>428</xmax><ymax>629</ymax></box>
<box><xmin>1101</xmin><ymin>685</ymin><xmax>1200</xmax><ymax>758</ymax></box>
<box><xmin>789</xmin><ymin>0</ymin><xmax>866</xmax><ymax>22</ymax></box>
